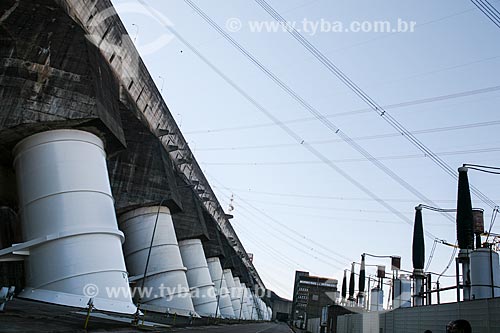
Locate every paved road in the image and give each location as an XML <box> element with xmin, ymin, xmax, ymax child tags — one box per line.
<box><xmin>2</xmin><ymin>299</ymin><xmax>293</xmax><ymax>333</ymax></box>
<box><xmin>174</xmin><ymin>322</ymin><xmax>293</xmax><ymax>333</ymax></box>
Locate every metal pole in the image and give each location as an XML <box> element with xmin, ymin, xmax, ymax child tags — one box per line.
<box><xmin>250</xmin><ymin>300</ymin><xmax>254</xmax><ymax>321</ymax></box>
<box><xmin>239</xmin><ymin>291</ymin><xmax>245</xmax><ymax>321</ymax></box>
<box><xmin>366</xmin><ymin>277</ymin><xmax>371</xmax><ymax>311</ymax></box>
<box><xmin>456</xmin><ymin>258</ymin><xmax>461</xmax><ymax>302</ymax></box>
<box><xmin>436</xmin><ymin>280</ymin><xmax>441</xmax><ymax>304</ymax></box>
<box><xmin>413</xmin><ymin>270</ymin><xmax>424</xmax><ymax>307</ymax></box>
<box><xmin>133</xmin><ymin>199</ymin><xmax>166</xmax><ymax>323</ymax></box>
<box><xmin>426</xmin><ymin>273</ymin><xmax>432</xmax><ymax>305</ymax></box>
<box><xmin>490</xmin><ymin>247</ymin><xmax>495</xmax><ymax>298</ymax></box>
<box><xmin>214</xmin><ymin>267</ymin><xmax>225</xmax><ymax>320</ymax></box>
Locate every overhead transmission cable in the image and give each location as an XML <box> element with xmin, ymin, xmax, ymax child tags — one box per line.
<box><xmin>471</xmin><ymin>0</ymin><xmax>500</xmax><ymax>28</ymax></box>
<box><xmin>183</xmin><ymin>0</ymin><xmax>456</xmax><ymax>228</ymax></box>
<box><xmin>201</xmin><ymin>146</ymin><xmax>500</xmax><ymax>166</ymax></box>
<box><xmin>254</xmin><ymin>0</ymin><xmax>498</xmax><ymax>211</ymax></box>
<box><xmin>185</xmin><ymin>88</ymin><xmax>500</xmax><ymax>135</ymax></box>
<box><xmin>193</xmin><ymin>119</ymin><xmax>500</xmax><ymax>148</ymax></box>
<box><xmin>214</xmin><ymin>181</ymin><xmax>352</xmax><ymax>267</ymax></box>
<box><xmin>211</xmin><ymin>186</ymin><xmax>492</xmax><ymax>204</ymax></box>
<box><xmin>464</xmin><ymin>163</ymin><xmax>500</xmax><ymax>175</ymax></box>
<box><xmin>437</xmin><ymin>244</ymin><xmax>458</xmax><ymax>282</ymax></box>
<box><xmin>230</xmin><ymin>217</ymin><xmax>312</xmax><ymax>271</ymax></box>
<box><xmin>137</xmin><ymin>0</ymin><xmax>440</xmax><ymax>240</ymax></box>
<box><xmin>425</xmin><ymin>239</ymin><xmax>438</xmax><ymax>271</ymax></box>
<box><xmin>232</xmin><ymin>216</ymin><xmax>336</xmax><ymax>274</ymax></box>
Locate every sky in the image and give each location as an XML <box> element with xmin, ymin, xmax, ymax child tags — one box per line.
<box><xmin>114</xmin><ymin>0</ymin><xmax>500</xmax><ymax>303</ymax></box>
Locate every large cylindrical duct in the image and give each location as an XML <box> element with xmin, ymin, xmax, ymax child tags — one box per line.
<box><xmin>470</xmin><ymin>248</ymin><xmax>500</xmax><ymax>299</ymax></box>
<box><xmin>119</xmin><ymin>206</ymin><xmax>195</xmax><ymax>316</ymax></box>
<box><xmin>224</xmin><ymin>269</ymin><xmax>243</xmax><ymax>318</ymax></box>
<box><xmin>13</xmin><ymin>130</ymin><xmax>136</xmax><ymax>314</ymax></box>
<box><xmin>178</xmin><ymin>239</ymin><xmax>218</xmax><ymax>317</ymax></box>
<box><xmin>243</xmin><ymin>285</ymin><xmax>254</xmax><ymax>319</ymax></box>
<box><xmin>206</xmin><ymin>257</ymin><xmax>235</xmax><ymax>318</ymax></box>
<box><xmin>257</xmin><ymin>297</ymin><xmax>266</xmax><ymax>320</ymax></box>
<box><xmin>262</xmin><ymin>300</ymin><xmax>268</xmax><ymax>321</ymax></box>
<box><xmin>234</xmin><ymin>277</ymin><xmax>249</xmax><ymax>319</ymax></box>
<box><xmin>250</xmin><ymin>292</ymin><xmax>259</xmax><ymax>320</ymax></box>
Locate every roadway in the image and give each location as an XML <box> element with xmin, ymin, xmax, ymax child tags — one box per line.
<box><xmin>174</xmin><ymin>322</ymin><xmax>293</xmax><ymax>333</ymax></box>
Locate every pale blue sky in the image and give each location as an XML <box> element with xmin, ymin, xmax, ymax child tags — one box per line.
<box><xmin>115</xmin><ymin>0</ymin><xmax>500</xmax><ymax>302</ymax></box>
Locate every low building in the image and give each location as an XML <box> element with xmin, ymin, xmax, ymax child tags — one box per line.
<box><xmin>292</xmin><ymin>271</ymin><xmax>338</xmax><ymax>329</ymax></box>
<box><xmin>269</xmin><ymin>290</ymin><xmax>292</xmax><ymax>322</ymax></box>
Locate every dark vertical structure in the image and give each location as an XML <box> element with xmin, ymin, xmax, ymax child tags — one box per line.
<box><xmin>358</xmin><ymin>254</ymin><xmax>366</xmax><ymax>306</ymax></box>
<box><xmin>341</xmin><ymin>270</ymin><xmax>347</xmax><ymax>303</ymax></box>
<box><xmin>348</xmin><ymin>262</ymin><xmax>355</xmax><ymax>302</ymax></box>
<box><xmin>456</xmin><ymin>166</ymin><xmax>474</xmax><ymax>301</ymax></box>
<box><xmin>412</xmin><ymin>206</ymin><xmax>425</xmax><ymax>306</ymax></box>
<box><xmin>412</xmin><ymin>207</ymin><xmax>425</xmax><ymax>271</ymax></box>
<box><xmin>456</xmin><ymin>167</ymin><xmax>475</xmax><ymax>251</ymax></box>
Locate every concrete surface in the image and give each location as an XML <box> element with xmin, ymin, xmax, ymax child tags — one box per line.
<box><xmin>172</xmin><ymin>322</ymin><xmax>293</xmax><ymax>333</ymax></box>
<box><xmin>0</xmin><ymin>298</ymin><xmax>281</xmax><ymax>332</ymax></box>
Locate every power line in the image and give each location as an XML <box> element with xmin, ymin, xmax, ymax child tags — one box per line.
<box><xmin>471</xmin><ymin>0</ymin><xmax>500</xmax><ymax>28</ymax></box>
<box><xmin>185</xmin><ymin>87</ymin><xmax>500</xmax><ymax>135</ymax></box>
<box><xmin>220</xmin><ymin>195</ymin><xmax>351</xmax><ymax>272</ymax></box>
<box><xmin>200</xmin><ymin>146</ymin><xmax>500</xmax><ymax>166</ymax></box>
<box><xmin>183</xmin><ymin>0</ymin><xmax>456</xmax><ymax>233</ymax></box>
<box><xmin>221</xmin><ymin>197</ymin><xmax>409</xmax><ymax>215</ymax></box>
<box><xmin>193</xmin><ymin>118</ymin><xmax>500</xmax><ymax>150</ymax></box>
<box><xmin>211</xmin><ymin>185</ymin><xmax>477</xmax><ymax>204</ymax></box>
<box><xmin>254</xmin><ymin>0</ymin><xmax>498</xmax><ymax>211</ymax></box>
<box><xmin>231</xmin><ymin>216</ymin><xmax>329</xmax><ymax>278</ymax></box>
<box><xmin>231</xmin><ymin>217</ymin><xmax>311</xmax><ymax>271</ymax></box>
<box><xmin>138</xmin><ymin>0</ymin><xmax>442</xmax><ymax>240</ymax></box>
<box><xmin>212</xmin><ymin>176</ymin><xmax>353</xmax><ymax>265</ymax></box>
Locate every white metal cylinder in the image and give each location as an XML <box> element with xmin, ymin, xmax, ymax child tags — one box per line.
<box><xmin>413</xmin><ymin>271</ymin><xmax>424</xmax><ymax>307</ymax></box>
<box><xmin>393</xmin><ymin>275</ymin><xmax>411</xmax><ymax>309</ymax></box>
<box><xmin>178</xmin><ymin>239</ymin><xmax>218</xmax><ymax>317</ymax></box>
<box><xmin>224</xmin><ymin>269</ymin><xmax>243</xmax><ymax>318</ymax></box>
<box><xmin>206</xmin><ymin>257</ymin><xmax>235</xmax><ymax>319</ymax></box>
<box><xmin>267</xmin><ymin>306</ymin><xmax>272</xmax><ymax>321</ymax></box>
<box><xmin>250</xmin><ymin>292</ymin><xmax>259</xmax><ymax>320</ymax></box>
<box><xmin>13</xmin><ymin>129</ymin><xmax>136</xmax><ymax>314</ymax></box>
<box><xmin>234</xmin><ymin>277</ymin><xmax>249</xmax><ymax>319</ymax></box>
<box><xmin>470</xmin><ymin>248</ymin><xmax>500</xmax><ymax>299</ymax></box>
<box><xmin>242</xmin><ymin>284</ymin><xmax>253</xmax><ymax>319</ymax></box>
<box><xmin>261</xmin><ymin>300</ymin><xmax>268</xmax><ymax>321</ymax></box>
<box><xmin>369</xmin><ymin>287</ymin><xmax>384</xmax><ymax>311</ymax></box>
<box><xmin>245</xmin><ymin>287</ymin><xmax>256</xmax><ymax>320</ymax></box>
<box><xmin>260</xmin><ymin>299</ymin><xmax>267</xmax><ymax>321</ymax></box>
<box><xmin>255</xmin><ymin>297</ymin><xmax>263</xmax><ymax>320</ymax></box>
<box><xmin>119</xmin><ymin>206</ymin><xmax>195</xmax><ymax>315</ymax></box>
